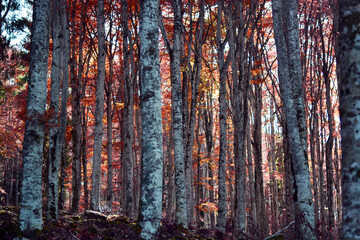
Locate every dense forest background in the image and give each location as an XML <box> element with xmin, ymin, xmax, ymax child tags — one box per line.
<box><xmin>0</xmin><ymin>0</ymin><xmax>354</xmax><ymax>239</ymax></box>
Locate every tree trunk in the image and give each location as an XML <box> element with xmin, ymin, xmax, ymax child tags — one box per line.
<box><xmin>59</xmin><ymin>144</ymin><xmax>67</xmax><ymax>210</ymax></box>
<box><xmin>247</xmin><ymin>117</ymin><xmax>256</xmax><ymax>226</ymax></box>
<box><xmin>309</xmin><ymin>79</ymin><xmax>319</xmax><ymax>229</ymax></box>
<box><xmin>106</xmin><ymin>81</ymin><xmax>113</xmax><ymax>211</ymax></box>
<box><xmin>317</xmin><ymin>16</ymin><xmax>335</xmax><ymax>232</ymax></box>
<box><xmin>318</xmin><ymin>112</ymin><xmax>325</xmax><ymax>230</ymax></box>
<box><xmin>15</xmin><ymin>156</ymin><xmax>20</xmax><ymax>207</ymax></box>
<box><xmin>90</xmin><ymin>0</ymin><xmax>106</xmax><ymax>211</ymax></box>
<box><xmin>122</xmin><ymin>0</ymin><xmax>135</xmax><ymax>217</ymax></box>
<box><xmin>228</xmin><ymin>1</ymin><xmax>246</xmax><ymax>231</ymax></box>
<box><xmin>216</xmin><ymin>0</ymin><xmax>227</xmax><ymax>232</ymax></box>
<box><xmin>70</xmin><ymin>0</ymin><xmax>86</xmax><ymax>213</ymax></box>
<box><xmin>47</xmin><ymin>0</ymin><xmax>64</xmax><ymax>220</ymax></box>
<box><xmin>165</xmin><ymin>129</ymin><xmax>175</xmax><ymax>219</ymax></box>
<box><xmin>82</xmin><ymin>106</ymin><xmax>89</xmax><ymax>209</ymax></box>
<box><xmin>269</xmin><ymin>99</ymin><xmax>279</xmax><ymax>232</ymax></box>
<box><xmin>195</xmin><ymin>111</ymin><xmax>203</xmax><ymax>228</ymax></box>
<box><xmin>253</xmin><ymin>83</ymin><xmax>267</xmax><ymax>236</ymax></box>
<box><xmin>170</xmin><ymin>0</ymin><xmax>188</xmax><ymax>227</ymax></box>
<box><xmin>283</xmin><ymin>118</ymin><xmax>295</xmax><ymax>225</ymax></box>
<box><xmin>58</xmin><ymin>0</ymin><xmax>71</xmax><ymax>212</ymax></box>
<box><xmin>339</xmin><ymin>1</ymin><xmax>360</xmax><ymax>238</ymax></box>
<box><xmin>271</xmin><ymin>0</ymin><xmax>316</xmax><ymax>238</ymax></box>
<box><xmin>139</xmin><ymin>0</ymin><xmax>163</xmax><ymax>238</ymax></box>
<box><xmin>19</xmin><ymin>0</ymin><xmax>50</xmax><ymax>233</ymax></box>
<box><xmin>184</xmin><ymin>0</ymin><xmax>205</xmax><ymax>227</ymax></box>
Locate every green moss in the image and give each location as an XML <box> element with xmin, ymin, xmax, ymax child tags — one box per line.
<box><xmin>108</xmin><ymin>215</ymin><xmax>130</xmax><ymax>225</ymax></box>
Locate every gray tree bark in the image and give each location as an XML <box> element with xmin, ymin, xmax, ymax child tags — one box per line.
<box><xmin>70</xmin><ymin>0</ymin><xmax>86</xmax><ymax>213</ymax></box>
<box><xmin>19</xmin><ymin>0</ymin><xmax>50</xmax><ymax>233</ymax></box>
<box><xmin>122</xmin><ymin>0</ymin><xmax>135</xmax><ymax>217</ymax></box>
<box><xmin>139</xmin><ymin>0</ymin><xmax>163</xmax><ymax>238</ymax></box>
<box><xmin>82</xmin><ymin>106</ymin><xmax>89</xmax><ymax>209</ymax></box>
<box><xmin>183</xmin><ymin>0</ymin><xmax>205</xmax><ymax>226</ymax></box>
<box><xmin>47</xmin><ymin>0</ymin><xmax>62</xmax><ymax>221</ymax></box>
<box><xmin>90</xmin><ymin>0</ymin><xmax>106</xmax><ymax>211</ymax></box>
<box><xmin>271</xmin><ymin>0</ymin><xmax>316</xmax><ymax>238</ymax></box>
<box><xmin>47</xmin><ymin>0</ymin><xmax>70</xmax><ymax>220</ymax></box>
<box><xmin>228</xmin><ymin>1</ymin><xmax>246</xmax><ymax>231</ymax></box>
<box><xmin>253</xmin><ymin>83</ymin><xmax>268</xmax><ymax>236</ymax></box>
<box><xmin>216</xmin><ymin>0</ymin><xmax>227</xmax><ymax>232</ymax></box>
<box><xmin>339</xmin><ymin>1</ymin><xmax>360</xmax><ymax>239</ymax></box>
<box><xmin>105</xmin><ymin>76</ymin><xmax>113</xmax><ymax>210</ymax></box>
<box><xmin>171</xmin><ymin>0</ymin><xmax>188</xmax><ymax>228</ymax></box>
<box><xmin>318</xmin><ymin>16</ymin><xmax>335</xmax><ymax>231</ymax></box>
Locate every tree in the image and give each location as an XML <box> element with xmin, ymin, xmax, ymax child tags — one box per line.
<box><xmin>47</xmin><ymin>0</ymin><xmax>63</xmax><ymax>221</ymax></box>
<box><xmin>47</xmin><ymin>0</ymin><xmax>70</xmax><ymax>220</ymax></box>
<box><xmin>216</xmin><ymin>0</ymin><xmax>228</xmax><ymax>232</ymax></box>
<box><xmin>182</xmin><ymin>0</ymin><xmax>205</xmax><ymax>226</ymax></box>
<box><xmin>339</xmin><ymin>1</ymin><xmax>360</xmax><ymax>239</ymax></box>
<box><xmin>70</xmin><ymin>0</ymin><xmax>87</xmax><ymax>213</ymax></box>
<box><xmin>122</xmin><ymin>0</ymin><xmax>135</xmax><ymax>217</ymax></box>
<box><xmin>271</xmin><ymin>0</ymin><xmax>316</xmax><ymax>238</ymax></box>
<box><xmin>139</xmin><ymin>0</ymin><xmax>163</xmax><ymax>238</ymax></box>
<box><xmin>18</xmin><ymin>0</ymin><xmax>50</xmax><ymax>234</ymax></box>
<box><xmin>170</xmin><ymin>0</ymin><xmax>188</xmax><ymax>227</ymax></box>
<box><xmin>227</xmin><ymin>1</ymin><xmax>246</xmax><ymax>231</ymax></box>
<box><xmin>91</xmin><ymin>0</ymin><xmax>106</xmax><ymax>211</ymax></box>
<box><xmin>159</xmin><ymin>0</ymin><xmax>188</xmax><ymax>227</ymax></box>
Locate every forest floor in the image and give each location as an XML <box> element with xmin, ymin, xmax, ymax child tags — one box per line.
<box><xmin>0</xmin><ymin>206</ymin><xmax>298</xmax><ymax>240</ymax></box>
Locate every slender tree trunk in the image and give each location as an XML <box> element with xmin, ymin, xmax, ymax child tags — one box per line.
<box><xmin>184</xmin><ymin>0</ymin><xmax>205</xmax><ymax>226</ymax></box>
<box><xmin>58</xmin><ymin>0</ymin><xmax>71</xmax><ymax>212</ymax></box>
<box><xmin>70</xmin><ymin>0</ymin><xmax>85</xmax><ymax>213</ymax></box>
<box><xmin>19</xmin><ymin>0</ymin><xmax>50</xmax><ymax>233</ymax></box>
<box><xmin>283</xmin><ymin>0</ymin><xmax>307</xmax><ymax>153</ymax></box>
<box><xmin>253</xmin><ymin>83</ymin><xmax>267</xmax><ymax>236</ymax></box>
<box><xmin>106</xmin><ymin>85</ymin><xmax>114</xmax><ymax>210</ymax></box>
<box><xmin>47</xmin><ymin>0</ymin><xmax>63</xmax><ymax>220</ymax></box>
<box><xmin>15</xmin><ymin>156</ymin><xmax>20</xmax><ymax>207</ymax></box>
<box><xmin>59</xmin><ymin>145</ymin><xmax>67</xmax><ymax>210</ymax></box>
<box><xmin>82</xmin><ymin>106</ymin><xmax>89</xmax><ymax>209</ymax></box>
<box><xmin>139</xmin><ymin>0</ymin><xmax>163</xmax><ymax>238</ymax></box>
<box><xmin>269</xmin><ymin>99</ymin><xmax>279</xmax><ymax>232</ymax></box>
<box><xmin>318</xmin><ymin>112</ymin><xmax>325</xmax><ymax>230</ymax></box>
<box><xmin>271</xmin><ymin>0</ymin><xmax>316</xmax><ymax>238</ymax></box>
<box><xmin>90</xmin><ymin>0</ymin><xmax>106</xmax><ymax>211</ymax></box>
<box><xmin>122</xmin><ymin>0</ymin><xmax>135</xmax><ymax>217</ymax></box>
<box><xmin>334</xmin><ymin>138</ymin><xmax>341</xmax><ymax>227</ymax></box>
<box><xmin>195</xmin><ymin>112</ymin><xmax>203</xmax><ymax>228</ymax></box>
<box><xmin>170</xmin><ymin>0</ymin><xmax>188</xmax><ymax>227</ymax></box>
<box><xmin>228</xmin><ymin>1</ymin><xmax>246</xmax><ymax>231</ymax></box>
<box><xmin>217</xmin><ymin>0</ymin><xmax>227</xmax><ymax>232</ymax></box>
<box><xmin>247</xmin><ymin>117</ymin><xmax>256</xmax><ymax>226</ymax></box>
<box><xmin>134</xmin><ymin>105</ymin><xmax>142</xmax><ymax>218</ymax></box>
<box><xmin>317</xmin><ymin>16</ymin><xmax>335</xmax><ymax>231</ymax></box>
<box><xmin>324</xmin><ymin>58</ymin><xmax>335</xmax><ymax>234</ymax></box>
<box><xmin>309</xmin><ymin>79</ymin><xmax>319</xmax><ymax>229</ymax></box>
<box><xmin>165</xmin><ymin>129</ymin><xmax>175</xmax><ymax>219</ymax></box>
<box><xmin>339</xmin><ymin>1</ymin><xmax>360</xmax><ymax>238</ymax></box>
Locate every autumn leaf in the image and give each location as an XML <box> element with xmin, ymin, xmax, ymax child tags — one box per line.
<box><xmin>115</xmin><ymin>102</ymin><xmax>124</xmax><ymax>110</ymax></box>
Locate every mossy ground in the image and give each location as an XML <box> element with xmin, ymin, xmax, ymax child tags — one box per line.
<box><xmin>0</xmin><ymin>207</ymin><xmax>224</xmax><ymax>240</ymax></box>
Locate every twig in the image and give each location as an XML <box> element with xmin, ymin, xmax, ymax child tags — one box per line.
<box><xmin>264</xmin><ymin>221</ymin><xmax>295</xmax><ymax>240</ymax></box>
